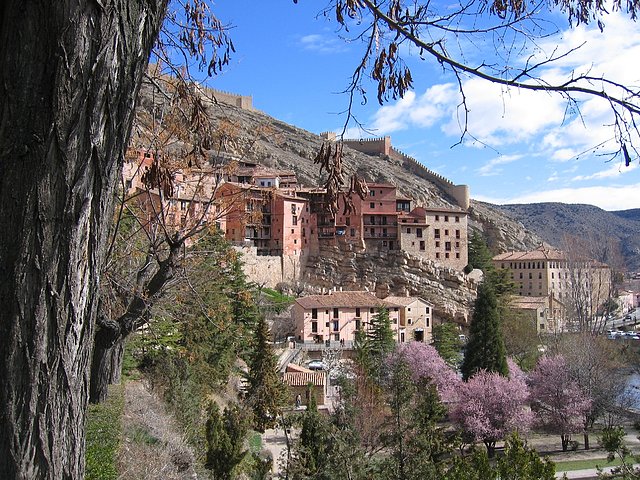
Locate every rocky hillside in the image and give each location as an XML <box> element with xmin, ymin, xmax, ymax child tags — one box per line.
<box><xmin>492</xmin><ymin>203</ymin><xmax>640</xmax><ymax>272</ymax></box>
<box><xmin>134</xmin><ymin>82</ymin><xmax>543</xmax><ymax>255</ymax></box>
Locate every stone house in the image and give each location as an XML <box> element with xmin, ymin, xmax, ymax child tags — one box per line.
<box><xmin>383</xmin><ymin>296</ymin><xmax>434</xmax><ymax>343</ymax></box>
<box><xmin>282</xmin><ymin>363</ymin><xmax>326</xmax><ymax>407</ymax></box>
<box><xmin>509</xmin><ymin>295</ymin><xmax>565</xmax><ymax>332</ymax></box>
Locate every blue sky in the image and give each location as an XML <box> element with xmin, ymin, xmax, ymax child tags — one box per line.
<box><xmin>201</xmin><ymin>2</ymin><xmax>640</xmax><ymax>211</ymax></box>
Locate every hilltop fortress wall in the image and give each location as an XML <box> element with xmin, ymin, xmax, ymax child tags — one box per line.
<box><xmin>202</xmin><ymin>86</ymin><xmax>254</xmax><ymax>110</ymax></box>
<box><xmin>320</xmin><ymin>133</ymin><xmax>469</xmax><ymax>210</ymax></box>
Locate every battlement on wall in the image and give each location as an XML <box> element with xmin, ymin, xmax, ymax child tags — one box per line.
<box><xmin>203</xmin><ymin>86</ymin><xmax>254</xmax><ymax>110</ymax></box>
<box><xmin>319</xmin><ymin>132</ymin><xmax>469</xmax><ymax>210</ymax></box>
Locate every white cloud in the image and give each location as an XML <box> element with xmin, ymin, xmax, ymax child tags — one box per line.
<box><xmin>298</xmin><ymin>33</ymin><xmax>347</xmax><ymax>53</ymax></box>
<box><xmin>368</xmin><ymin>84</ymin><xmax>457</xmax><ymax>134</ymax></box>
<box><xmin>476</xmin><ymin>154</ymin><xmax>522</xmax><ymax>176</ymax></box>
<box><xmin>572</xmin><ymin>161</ymin><xmax>638</xmax><ymax>181</ymax></box>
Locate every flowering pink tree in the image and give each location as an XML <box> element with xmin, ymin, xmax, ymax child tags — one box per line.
<box><xmin>528</xmin><ymin>355</ymin><xmax>592</xmax><ymax>451</ymax></box>
<box><xmin>450</xmin><ymin>368</ymin><xmax>533</xmax><ymax>457</ymax></box>
<box><xmin>396</xmin><ymin>341</ymin><xmax>461</xmax><ymax>403</ymax></box>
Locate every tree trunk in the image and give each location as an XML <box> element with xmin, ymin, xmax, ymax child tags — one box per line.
<box><xmin>584</xmin><ymin>432</ymin><xmax>590</xmax><ymax>450</ymax></box>
<box><xmin>0</xmin><ymin>1</ymin><xmax>166</xmax><ymax>478</ymax></box>
<box><xmin>485</xmin><ymin>440</ymin><xmax>496</xmax><ymax>458</ymax></box>
<box><xmin>561</xmin><ymin>434</ymin><xmax>570</xmax><ymax>452</ymax></box>
<box><xmin>89</xmin><ymin>316</ymin><xmax>124</xmax><ymax>404</ymax></box>
<box><xmin>89</xmin><ymin>239</ymin><xmax>183</xmax><ymax>404</ymax></box>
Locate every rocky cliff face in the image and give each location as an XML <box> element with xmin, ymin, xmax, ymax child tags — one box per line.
<box><xmin>301</xmin><ymin>243</ymin><xmax>477</xmax><ymax>323</ymax></box>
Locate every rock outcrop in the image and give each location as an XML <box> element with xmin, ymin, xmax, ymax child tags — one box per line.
<box><xmin>301</xmin><ymin>244</ymin><xmax>477</xmax><ymax>323</ymax></box>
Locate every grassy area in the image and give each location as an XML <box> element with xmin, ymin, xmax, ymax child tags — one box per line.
<box><xmin>85</xmin><ymin>383</ymin><xmax>125</xmax><ymax>480</ymax></box>
<box><xmin>554</xmin><ymin>455</ymin><xmax>633</xmax><ymax>472</ymax></box>
<box><xmin>248</xmin><ymin>431</ymin><xmax>262</xmax><ymax>454</ymax></box>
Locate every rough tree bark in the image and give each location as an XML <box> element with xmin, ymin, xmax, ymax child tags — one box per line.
<box><xmin>0</xmin><ymin>1</ymin><xmax>167</xmax><ymax>478</ymax></box>
<box><xmin>90</xmin><ymin>240</ymin><xmax>182</xmax><ymax>404</ymax></box>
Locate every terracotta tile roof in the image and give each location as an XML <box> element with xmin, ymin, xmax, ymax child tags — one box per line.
<box><xmin>283</xmin><ymin>371</ymin><xmax>326</xmax><ymax>387</ymax></box>
<box><xmin>383</xmin><ymin>296</ymin><xmax>431</xmax><ymax>307</ymax></box>
<box><xmin>493</xmin><ymin>245</ymin><xmax>565</xmax><ymax>262</ymax></box>
<box><xmin>510</xmin><ymin>296</ymin><xmax>548</xmax><ymax>310</ymax></box>
<box><xmin>296</xmin><ymin>291</ymin><xmax>399</xmax><ymax>309</ymax></box>
<box><xmin>285</xmin><ymin>363</ymin><xmax>314</xmax><ymax>373</ymax></box>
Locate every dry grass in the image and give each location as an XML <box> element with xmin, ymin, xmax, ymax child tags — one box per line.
<box><xmin>117</xmin><ymin>380</ymin><xmax>200</xmax><ymax>480</ymax></box>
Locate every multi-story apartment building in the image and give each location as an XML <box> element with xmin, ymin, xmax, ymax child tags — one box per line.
<box><xmin>123</xmin><ymin>149</ymin><xmax>470</xmax><ymax>273</ymax></box>
<box><xmin>492</xmin><ymin>245</ymin><xmax>611</xmax><ymax>302</ymax></box>
<box><xmin>493</xmin><ymin>245</ymin><xmax>612</xmax><ymax>330</ymax></box>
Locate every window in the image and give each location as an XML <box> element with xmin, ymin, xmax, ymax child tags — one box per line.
<box><xmin>455</xmin><ymin>241</ymin><xmax>460</xmax><ymax>248</ymax></box>
<box><xmin>311</xmin><ymin>322</ymin><xmax>318</xmax><ymax>333</ymax></box>
<box><xmin>436</xmin><ymin>252</ymin><xmax>440</xmax><ymax>258</ymax></box>
<box><xmin>445</xmin><ymin>252</ymin><xmax>450</xmax><ymax>258</ymax></box>
<box><xmin>434</xmin><ymin>229</ymin><xmax>440</xmax><ymax>239</ymax></box>
<box><xmin>420</xmin><ymin>241</ymin><xmax>425</xmax><ymax>251</ymax></box>
<box><xmin>312</xmin><ymin>308</ymin><xmax>318</xmax><ymax>319</ymax></box>
<box><xmin>519</xmin><ymin>272</ymin><xmax>523</xmax><ymax>279</ymax></box>
<box><xmin>370</xmin><ymin>202</ymin><xmax>375</xmax><ymax>209</ymax></box>
<box><xmin>333</xmin><ymin>320</ymin><xmax>339</xmax><ymax>331</ymax></box>
<box><xmin>444</xmin><ymin>215</ymin><xmax>449</xmax><ymax>222</ymax></box>
<box><xmin>356</xmin><ymin>308</ymin><xmax>361</xmax><ymax>317</ymax></box>
<box><xmin>346</xmin><ymin>217</ymin><xmax>350</xmax><ymax>226</ymax></box>
<box><xmin>455</xmin><ymin>216</ymin><xmax>460</xmax><ymax>222</ymax></box>
<box><xmin>456</xmin><ymin>253</ymin><xmax>460</xmax><ymax>258</ymax></box>
<box><xmin>407</xmin><ymin>228</ymin><xmax>412</xmax><ymax>234</ymax></box>
<box><xmin>291</xmin><ymin>229</ymin><xmax>294</xmax><ymax>234</ymax></box>
<box><xmin>350</xmin><ymin>228</ymin><xmax>355</xmax><ymax>236</ymax></box>
<box><xmin>291</xmin><ymin>204</ymin><xmax>297</xmax><ymax>213</ymax></box>
<box><xmin>370</xmin><ymin>190</ymin><xmax>375</xmax><ymax>196</ymax></box>
<box><xmin>435</xmin><ymin>241</ymin><xmax>440</xmax><ymax>247</ymax></box>
<box><xmin>370</xmin><ymin>308</ymin><xmax>375</xmax><ymax>313</ymax></box>
<box><xmin>529</xmin><ymin>272</ymin><xmax>533</xmax><ymax>279</ymax></box>
<box><xmin>292</xmin><ymin>215</ymin><xmax>298</xmax><ymax>225</ymax></box>
<box><xmin>333</xmin><ymin>307</ymin><xmax>339</xmax><ymax>318</ymax></box>
<box><xmin>417</xmin><ymin>228</ymin><xmax>423</xmax><ymax>238</ymax></box>
<box><xmin>294</xmin><ymin>239</ymin><xmax>297</xmax><ymax>244</ymax></box>
<box><xmin>444</xmin><ymin>229</ymin><xmax>449</xmax><ymax>236</ymax></box>
<box><xmin>355</xmin><ymin>319</ymin><xmax>361</xmax><ymax>330</ymax></box>
<box><xmin>445</xmin><ymin>241</ymin><xmax>452</xmax><ymax>251</ymax></box>
<box><xmin>408</xmin><ymin>318</ymin><xmax>413</xmax><ymax>325</ymax></box>
<box><xmin>455</xmin><ymin>230</ymin><xmax>460</xmax><ymax>239</ymax></box>
<box><xmin>435</xmin><ymin>215</ymin><xmax>439</xmax><ymax>221</ymax></box>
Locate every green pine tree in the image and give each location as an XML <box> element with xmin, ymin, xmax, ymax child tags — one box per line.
<box><xmin>466</xmin><ymin>231</ymin><xmax>494</xmax><ymax>273</ymax></box>
<box><xmin>432</xmin><ymin>322</ymin><xmax>462</xmax><ymax>368</ymax></box>
<box><xmin>357</xmin><ymin>307</ymin><xmax>396</xmax><ymax>379</ymax></box>
<box><xmin>244</xmin><ymin>314</ymin><xmax>287</xmax><ymax>432</ymax></box>
<box><xmin>289</xmin><ymin>393</ymin><xmax>331</xmax><ymax>479</ymax></box>
<box><xmin>461</xmin><ymin>281</ymin><xmax>509</xmax><ymax>381</ymax></box>
<box><xmin>204</xmin><ymin>402</ymin><xmax>251</xmax><ymax>480</ymax></box>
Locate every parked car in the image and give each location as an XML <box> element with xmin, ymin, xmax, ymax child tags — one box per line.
<box><xmin>307</xmin><ymin>360</ymin><xmax>325</xmax><ymax>371</ymax></box>
<box><xmin>607</xmin><ymin>330</ymin><xmax>623</xmax><ymax>339</ymax></box>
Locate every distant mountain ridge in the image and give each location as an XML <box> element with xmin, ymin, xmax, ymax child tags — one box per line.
<box><xmin>490</xmin><ymin>202</ymin><xmax>640</xmax><ymax>272</ymax></box>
